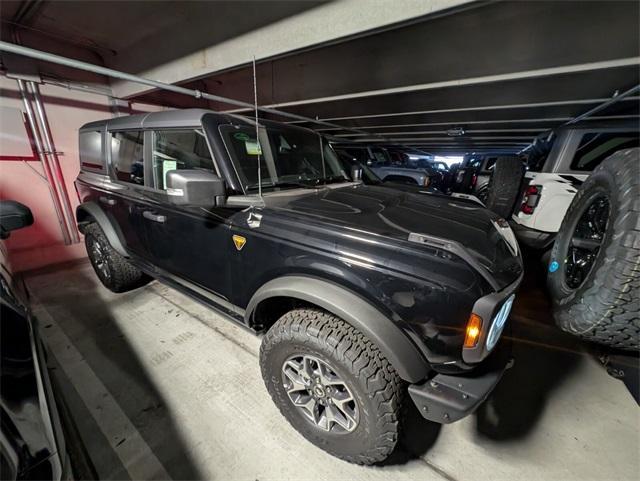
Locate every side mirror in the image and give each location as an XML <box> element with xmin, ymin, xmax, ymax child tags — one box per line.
<box><xmin>0</xmin><ymin>201</ymin><xmax>34</xmax><ymax>239</ymax></box>
<box><xmin>165</xmin><ymin>170</ymin><xmax>226</xmax><ymax>206</ymax></box>
<box><xmin>350</xmin><ymin>165</ymin><xmax>363</xmax><ymax>182</ymax></box>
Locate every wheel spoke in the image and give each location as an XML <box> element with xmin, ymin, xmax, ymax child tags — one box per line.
<box><xmin>281</xmin><ymin>354</ymin><xmax>359</xmax><ymax>433</ymax></box>
<box><xmin>563</xmin><ymin>194</ymin><xmax>610</xmax><ymax>290</ymax></box>
<box><xmin>570</xmin><ymin>236</ymin><xmax>602</xmax><ymax>251</ymax></box>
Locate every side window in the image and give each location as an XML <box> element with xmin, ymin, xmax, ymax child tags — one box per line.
<box><xmin>570</xmin><ymin>131</ymin><xmax>639</xmax><ymax>171</ymax></box>
<box><xmin>151</xmin><ymin>129</ymin><xmax>215</xmax><ymax>190</ymax></box>
<box><xmin>110</xmin><ymin>131</ymin><xmax>144</xmax><ymax>185</ymax></box>
<box><xmin>79</xmin><ymin>130</ymin><xmax>104</xmax><ymax>172</ymax></box>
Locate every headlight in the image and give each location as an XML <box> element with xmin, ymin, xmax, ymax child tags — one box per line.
<box><xmin>486</xmin><ymin>294</ymin><xmax>515</xmax><ymax>351</ymax></box>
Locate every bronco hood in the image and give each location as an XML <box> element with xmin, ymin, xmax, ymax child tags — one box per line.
<box><xmin>263</xmin><ymin>184</ymin><xmax>522</xmax><ymax>290</ymax></box>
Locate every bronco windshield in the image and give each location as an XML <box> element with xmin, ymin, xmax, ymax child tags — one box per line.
<box><xmin>220</xmin><ymin>124</ymin><xmax>348</xmax><ymax>193</ymax></box>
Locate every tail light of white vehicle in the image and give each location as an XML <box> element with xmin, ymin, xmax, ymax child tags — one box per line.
<box><xmin>520</xmin><ymin>185</ymin><xmax>542</xmax><ymax>215</ymax></box>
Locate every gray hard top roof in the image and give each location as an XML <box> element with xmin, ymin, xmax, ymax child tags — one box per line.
<box><xmin>79</xmin><ymin>108</ymin><xmax>315</xmax><ymax>134</ymax></box>
<box><xmin>80</xmin><ymin>108</ymin><xmax>221</xmax><ymax>131</ymax></box>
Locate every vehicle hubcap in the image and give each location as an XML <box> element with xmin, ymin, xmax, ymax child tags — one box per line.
<box><xmin>564</xmin><ymin>195</ymin><xmax>610</xmax><ymax>290</ymax></box>
<box><xmin>281</xmin><ymin>354</ymin><xmax>359</xmax><ymax>433</ymax></box>
<box><xmin>90</xmin><ymin>237</ymin><xmax>111</xmax><ymax>280</ymax></box>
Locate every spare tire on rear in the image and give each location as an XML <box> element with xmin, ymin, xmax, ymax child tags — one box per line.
<box><xmin>484</xmin><ymin>157</ymin><xmax>525</xmax><ymax>218</ymax></box>
<box><xmin>547</xmin><ymin>148</ymin><xmax>640</xmax><ymax>351</ymax></box>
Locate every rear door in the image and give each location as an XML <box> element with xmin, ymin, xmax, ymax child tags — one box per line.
<box><xmin>105</xmin><ymin>129</ymin><xmax>149</xmax><ymax>257</ymax></box>
<box><xmin>140</xmin><ymin>128</ymin><xmax>235</xmax><ymax>303</ymax></box>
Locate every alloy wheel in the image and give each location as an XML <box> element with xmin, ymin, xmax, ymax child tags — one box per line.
<box><xmin>281</xmin><ymin>354</ymin><xmax>359</xmax><ymax>433</ymax></box>
<box><xmin>564</xmin><ymin>194</ymin><xmax>610</xmax><ymax>290</ymax></box>
<box><xmin>89</xmin><ymin>236</ymin><xmax>111</xmax><ymax>281</ymax></box>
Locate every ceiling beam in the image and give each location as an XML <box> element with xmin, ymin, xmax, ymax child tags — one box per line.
<box><xmin>314</xmin><ymin>115</ymin><xmax>640</xmax><ymax>131</ymax></box>
<box><xmin>335</xmin><ymin>129</ymin><xmax>546</xmax><ymax>137</ymax></box>
<box><xmin>225</xmin><ymin>57</ymin><xmax>640</xmax><ymax>114</ymax></box>
<box><xmin>284</xmin><ymin>96</ymin><xmax>640</xmax><ymax>124</ymax></box>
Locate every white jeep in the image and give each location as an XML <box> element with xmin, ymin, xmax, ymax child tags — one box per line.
<box><xmin>509</xmin><ymin>120</ymin><xmax>638</xmax><ymax>250</ymax></box>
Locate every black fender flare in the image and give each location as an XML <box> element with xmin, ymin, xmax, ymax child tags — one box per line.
<box><xmin>246</xmin><ymin>276</ymin><xmax>430</xmax><ymax>383</ymax></box>
<box><xmin>76</xmin><ymin>202</ymin><xmax>128</xmax><ymax>257</ymax></box>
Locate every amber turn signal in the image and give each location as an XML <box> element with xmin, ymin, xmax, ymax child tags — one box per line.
<box><xmin>464</xmin><ymin>313</ymin><xmax>483</xmax><ymax>348</ymax></box>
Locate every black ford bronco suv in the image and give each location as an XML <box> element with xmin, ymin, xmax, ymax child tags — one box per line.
<box><xmin>75</xmin><ymin>109</ymin><xmax>523</xmax><ymax>464</ymax></box>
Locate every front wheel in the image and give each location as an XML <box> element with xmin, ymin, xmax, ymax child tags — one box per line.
<box><xmin>259</xmin><ymin>308</ymin><xmax>403</xmax><ymax>465</ymax></box>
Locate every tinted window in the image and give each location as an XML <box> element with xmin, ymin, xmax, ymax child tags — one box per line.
<box><xmin>152</xmin><ymin>130</ymin><xmax>215</xmax><ymax>190</ymax></box>
<box><xmin>370</xmin><ymin>147</ymin><xmax>391</xmax><ymax>166</ymax></box>
<box><xmin>570</xmin><ymin>131</ymin><xmax>639</xmax><ymax>171</ymax></box>
<box><xmin>110</xmin><ymin>131</ymin><xmax>144</xmax><ymax>185</ymax></box>
<box><xmin>79</xmin><ymin>131</ymin><xmax>103</xmax><ymax>171</ymax></box>
<box><xmin>221</xmin><ymin>125</ymin><xmax>346</xmax><ymax>192</ymax></box>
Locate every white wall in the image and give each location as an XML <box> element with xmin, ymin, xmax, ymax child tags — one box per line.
<box><xmin>0</xmin><ymin>77</ymin><xmax>163</xmax><ymax>271</ymax></box>
<box><xmin>0</xmin><ymin>77</ymin><xmax>111</xmax><ymax>270</ymax></box>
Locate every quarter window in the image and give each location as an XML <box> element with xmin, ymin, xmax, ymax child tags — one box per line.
<box><xmin>570</xmin><ymin>131</ymin><xmax>639</xmax><ymax>171</ymax></box>
<box><xmin>151</xmin><ymin>130</ymin><xmax>215</xmax><ymax>190</ymax></box>
<box><xmin>110</xmin><ymin>131</ymin><xmax>144</xmax><ymax>185</ymax></box>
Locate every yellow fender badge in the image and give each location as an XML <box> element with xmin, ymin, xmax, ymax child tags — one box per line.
<box><xmin>232</xmin><ymin>235</ymin><xmax>247</xmax><ymax>251</ymax></box>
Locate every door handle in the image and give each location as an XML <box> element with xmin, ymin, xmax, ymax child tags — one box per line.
<box><xmin>99</xmin><ymin>196</ymin><xmax>116</xmax><ymax>206</ymax></box>
<box><xmin>143</xmin><ymin>210</ymin><xmax>166</xmax><ymax>223</ymax></box>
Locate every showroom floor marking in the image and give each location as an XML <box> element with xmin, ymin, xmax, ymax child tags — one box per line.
<box><xmin>32</xmin><ymin>299</ymin><xmax>172</xmax><ymax>481</ymax></box>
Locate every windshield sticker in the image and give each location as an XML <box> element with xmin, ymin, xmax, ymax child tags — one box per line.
<box><xmin>245</xmin><ymin>140</ymin><xmax>262</xmax><ymax>156</ymax></box>
<box><xmin>162</xmin><ymin>160</ymin><xmax>177</xmax><ymax>183</ymax></box>
<box><xmin>234</xmin><ymin>132</ymin><xmax>251</xmax><ymax>141</ymax></box>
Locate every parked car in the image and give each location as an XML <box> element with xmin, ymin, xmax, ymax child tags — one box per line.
<box><xmin>75</xmin><ymin>109</ymin><xmax>523</xmax><ymax>464</ymax></box>
<box><xmin>0</xmin><ymin>201</ymin><xmax>88</xmax><ymax>480</ymax></box>
<box><xmin>451</xmin><ymin>154</ymin><xmax>521</xmax><ymax>205</ymax></box>
<box><xmin>332</xmin><ymin>144</ymin><xmax>436</xmax><ymax>188</ymax></box>
<box><xmin>480</xmin><ymin>119</ymin><xmax>640</xmax><ymax>353</ymax></box>
<box><xmin>507</xmin><ymin>120</ymin><xmax>639</xmax><ymax>249</ymax></box>
<box><xmin>334</xmin><ymin>147</ymin><xmax>487</xmax><ymax>206</ymax></box>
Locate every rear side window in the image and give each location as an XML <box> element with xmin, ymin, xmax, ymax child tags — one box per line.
<box><xmin>151</xmin><ymin>130</ymin><xmax>215</xmax><ymax>190</ymax></box>
<box><xmin>570</xmin><ymin>131</ymin><xmax>639</xmax><ymax>171</ymax></box>
<box><xmin>79</xmin><ymin>131</ymin><xmax>104</xmax><ymax>172</ymax></box>
<box><xmin>110</xmin><ymin>131</ymin><xmax>144</xmax><ymax>185</ymax></box>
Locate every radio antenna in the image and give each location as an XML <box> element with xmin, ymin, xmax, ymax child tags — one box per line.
<box><xmin>253</xmin><ymin>55</ymin><xmax>262</xmax><ymax>198</ymax></box>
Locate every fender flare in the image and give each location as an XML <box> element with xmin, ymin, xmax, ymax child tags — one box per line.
<box><xmin>246</xmin><ymin>276</ymin><xmax>430</xmax><ymax>383</ymax></box>
<box><xmin>76</xmin><ymin>202</ymin><xmax>129</xmax><ymax>257</ymax></box>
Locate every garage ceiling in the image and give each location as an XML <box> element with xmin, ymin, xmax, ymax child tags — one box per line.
<box><xmin>2</xmin><ymin>0</ymin><xmax>639</xmax><ymax>154</ymax></box>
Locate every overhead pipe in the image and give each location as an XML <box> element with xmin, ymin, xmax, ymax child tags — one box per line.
<box><xmin>0</xmin><ymin>40</ymin><xmax>386</xmax><ymax>139</ymax></box>
<box><xmin>15</xmin><ymin>78</ymin><xmax>72</xmax><ymax>245</ymax></box>
<box><xmin>27</xmin><ymin>81</ymin><xmax>80</xmax><ymax>243</ymax></box>
<box><xmin>518</xmin><ymin>84</ymin><xmax>640</xmax><ymax>154</ymax></box>
<box><xmin>565</xmin><ymin>84</ymin><xmax>640</xmax><ymax>125</ymax></box>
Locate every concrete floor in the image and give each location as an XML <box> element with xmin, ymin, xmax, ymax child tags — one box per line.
<box><xmin>27</xmin><ymin>260</ymin><xmax>639</xmax><ymax>481</ymax></box>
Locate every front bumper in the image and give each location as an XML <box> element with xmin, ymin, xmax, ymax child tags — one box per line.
<box><xmin>408</xmin><ymin>350</ymin><xmax>513</xmax><ymax>424</ymax></box>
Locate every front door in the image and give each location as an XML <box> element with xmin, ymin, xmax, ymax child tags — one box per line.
<box><xmin>140</xmin><ymin>128</ymin><xmax>235</xmax><ymax>304</ymax></box>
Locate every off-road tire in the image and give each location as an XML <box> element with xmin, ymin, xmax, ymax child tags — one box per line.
<box><xmin>485</xmin><ymin>157</ymin><xmax>525</xmax><ymax>218</ymax></box>
<box><xmin>84</xmin><ymin>223</ymin><xmax>150</xmax><ymax>293</ymax></box>
<box><xmin>260</xmin><ymin>308</ymin><xmax>403</xmax><ymax>465</ymax></box>
<box><xmin>548</xmin><ymin>149</ymin><xmax>640</xmax><ymax>350</ymax></box>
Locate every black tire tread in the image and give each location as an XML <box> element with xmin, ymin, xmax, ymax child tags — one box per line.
<box><xmin>84</xmin><ymin>223</ymin><xmax>149</xmax><ymax>293</ymax></box>
<box><xmin>485</xmin><ymin>157</ymin><xmax>524</xmax><ymax>218</ymax></box>
<box><xmin>551</xmin><ymin>148</ymin><xmax>640</xmax><ymax>350</ymax></box>
<box><xmin>260</xmin><ymin>308</ymin><xmax>403</xmax><ymax>465</ymax></box>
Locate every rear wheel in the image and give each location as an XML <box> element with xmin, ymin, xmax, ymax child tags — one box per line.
<box><xmin>260</xmin><ymin>308</ymin><xmax>403</xmax><ymax>464</ymax></box>
<box><xmin>485</xmin><ymin>157</ymin><xmax>525</xmax><ymax>218</ymax></box>
<box><xmin>84</xmin><ymin>223</ymin><xmax>150</xmax><ymax>293</ymax></box>
<box><xmin>548</xmin><ymin>149</ymin><xmax>640</xmax><ymax>350</ymax></box>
